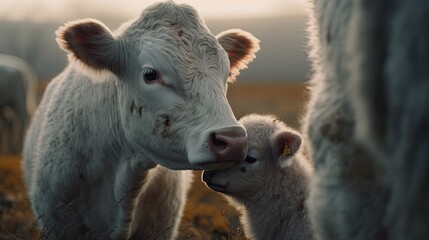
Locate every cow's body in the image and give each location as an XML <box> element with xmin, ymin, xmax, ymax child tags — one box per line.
<box><xmin>304</xmin><ymin>0</ymin><xmax>429</xmax><ymax>239</ymax></box>
<box><xmin>23</xmin><ymin>2</ymin><xmax>260</xmax><ymax>239</ymax></box>
<box><xmin>0</xmin><ymin>54</ymin><xmax>37</xmax><ymax>153</ymax></box>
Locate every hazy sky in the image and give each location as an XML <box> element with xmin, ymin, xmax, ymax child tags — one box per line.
<box><xmin>0</xmin><ymin>0</ymin><xmax>306</xmax><ymax>21</ymax></box>
<box><xmin>0</xmin><ymin>0</ymin><xmax>310</xmax><ymax>81</ymax></box>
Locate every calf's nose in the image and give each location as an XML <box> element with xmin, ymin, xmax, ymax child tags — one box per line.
<box><xmin>209</xmin><ymin>126</ymin><xmax>247</xmax><ymax>163</ymax></box>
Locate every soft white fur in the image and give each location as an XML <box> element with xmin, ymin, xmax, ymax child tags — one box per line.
<box><xmin>22</xmin><ymin>1</ymin><xmax>260</xmax><ymax>239</ymax></box>
<box><xmin>304</xmin><ymin>0</ymin><xmax>429</xmax><ymax>239</ymax></box>
<box><xmin>203</xmin><ymin>114</ymin><xmax>314</xmax><ymax>240</ymax></box>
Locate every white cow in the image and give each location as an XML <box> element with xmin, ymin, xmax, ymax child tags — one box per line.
<box><xmin>0</xmin><ymin>54</ymin><xmax>38</xmax><ymax>153</ymax></box>
<box><xmin>22</xmin><ymin>1</ymin><xmax>260</xmax><ymax>239</ymax></box>
<box><xmin>304</xmin><ymin>0</ymin><xmax>429</xmax><ymax>239</ymax></box>
<box><xmin>203</xmin><ymin>114</ymin><xmax>314</xmax><ymax>240</ymax></box>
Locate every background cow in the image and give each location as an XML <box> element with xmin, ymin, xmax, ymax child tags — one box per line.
<box><xmin>304</xmin><ymin>0</ymin><xmax>429</xmax><ymax>239</ymax></box>
<box><xmin>0</xmin><ymin>54</ymin><xmax>37</xmax><ymax>154</ymax></box>
<box><xmin>22</xmin><ymin>1</ymin><xmax>260</xmax><ymax>239</ymax></box>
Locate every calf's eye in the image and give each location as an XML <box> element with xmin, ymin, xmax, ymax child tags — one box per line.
<box><xmin>244</xmin><ymin>156</ymin><xmax>257</xmax><ymax>164</ymax></box>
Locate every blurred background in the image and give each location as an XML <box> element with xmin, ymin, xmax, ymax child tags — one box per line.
<box><xmin>0</xmin><ymin>0</ymin><xmax>310</xmax><ymax>239</ymax></box>
<box><xmin>0</xmin><ymin>0</ymin><xmax>309</xmax><ymax>82</ymax></box>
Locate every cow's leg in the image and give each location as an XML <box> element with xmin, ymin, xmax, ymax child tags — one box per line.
<box><xmin>127</xmin><ymin>167</ymin><xmax>193</xmax><ymax>240</ymax></box>
<box><xmin>11</xmin><ymin>72</ymin><xmax>27</xmax><ymax>153</ymax></box>
<box><xmin>0</xmin><ymin>114</ymin><xmax>11</xmax><ymax>153</ymax></box>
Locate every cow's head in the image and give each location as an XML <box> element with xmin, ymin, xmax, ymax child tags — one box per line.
<box><xmin>56</xmin><ymin>1</ymin><xmax>260</xmax><ymax>170</ymax></box>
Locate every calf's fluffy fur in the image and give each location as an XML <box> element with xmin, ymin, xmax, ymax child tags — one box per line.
<box><xmin>203</xmin><ymin>114</ymin><xmax>314</xmax><ymax>240</ymax></box>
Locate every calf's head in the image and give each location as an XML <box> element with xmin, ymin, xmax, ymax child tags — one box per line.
<box><xmin>56</xmin><ymin>1</ymin><xmax>260</xmax><ymax>170</ymax></box>
<box><xmin>203</xmin><ymin>114</ymin><xmax>302</xmax><ymax>198</ymax></box>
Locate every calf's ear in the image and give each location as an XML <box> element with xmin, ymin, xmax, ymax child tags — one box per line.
<box><xmin>56</xmin><ymin>18</ymin><xmax>122</xmax><ymax>76</ymax></box>
<box><xmin>216</xmin><ymin>29</ymin><xmax>260</xmax><ymax>83</ymax></box>
<box><xmin>272</xmin><ymin>130</ymin><xmax>302</xmax><ymax>168</ymax></box>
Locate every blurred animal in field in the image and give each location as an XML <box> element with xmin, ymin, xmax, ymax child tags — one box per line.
<box><xmin>22</xmin><ymin>1</ymin><xmax>260</xmax><ymax>239</ymax></box>
<box><xmin>203</xmin><ymin>114</ymin><xmax>314</xmax><ymax>240</ymax></box>
<box><xmin>0</xmin><ymin>54</ymin><xmax>37</xmax><ymax>154</ymax></box>
<box><xmin>303</xmin><ymin>0</ymin><xmax>429</xmax><ymax>239</ymax></box>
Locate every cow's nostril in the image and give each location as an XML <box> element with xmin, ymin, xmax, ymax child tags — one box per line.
<box><xmin>208</xmin><ymin>126</ymin><xmax>248</xmax><ymax>163</ymax></box>
<box><xmin>211</xmin><ymin>133</ymin><xmax>228</xmax><ymax>149</ymax></box>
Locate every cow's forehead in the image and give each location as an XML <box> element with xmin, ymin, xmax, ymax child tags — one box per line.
<box><xmin>126</xmin><ymin>1</ymin><xmax>210</xmax><ymax>41</ymax></box>
<box><xmin>123</xmin><ymin>2</ymin><xmax>229</xmax><ymax>83</ymax></box>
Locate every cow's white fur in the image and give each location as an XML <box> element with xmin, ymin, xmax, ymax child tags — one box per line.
<box><xmin>304</xmin><ymin>0</ymin><xmax>429</xmax><ymax>239</ymax></box>
<box><xmin>203</xmin><ymin>114</ymin><xmax>314</xmax><ymax>240</ymax></box>
<box><xmin>22</xmin><ymin>1</ymin><xmax>260</xmax><ymax>239</ymax></box>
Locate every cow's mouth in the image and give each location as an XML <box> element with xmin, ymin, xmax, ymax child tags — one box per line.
<box><xmin>202</xmin><ymin>170</ymin><xmax>228</xmax><ymax>193</ymax></box>
<box><xmin>205</xmin><ymin>182</ymin><xmax>227</xmax><ymax>192</ymax></box>
<box><xmin>197</xmin><ymin>161</ymin><xmax>236</xmax><ymax>171</ymax></box>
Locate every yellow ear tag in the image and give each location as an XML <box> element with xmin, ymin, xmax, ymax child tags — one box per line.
<box><xmin>283</xmin><ymin>143</ymin><xmax>292</xmax><ymax>156</ymax></box>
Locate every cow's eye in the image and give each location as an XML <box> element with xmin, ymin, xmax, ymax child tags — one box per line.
<box><xmin>143</xmin><ymin>68</ymin><xmax>159</xmax><ymax>83</ymax></box>
<box><xmin>244</xmin><ymin>155</ymin><xmax>257</xmax><ymax>164</ymax></box>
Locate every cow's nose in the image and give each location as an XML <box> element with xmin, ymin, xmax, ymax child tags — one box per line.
<box><xmin>209</xmin><ymin>126</ymin><xmax>247</xmax><ymax>163</ymax></box>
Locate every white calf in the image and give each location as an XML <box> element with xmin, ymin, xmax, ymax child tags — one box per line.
<box><xmin>304</xmin><ymin>0</ymin><xmax>429</xmax><ymax>239</ymax></box>
<box><xmin>203</xmin><ymin>114</ymin><xmax>314</xmax><ymax>240</ymax></box>
<box><xmin>23</xmin><ymin>1</ymin><xmax>260</xmax><ymax>239</ymax></box>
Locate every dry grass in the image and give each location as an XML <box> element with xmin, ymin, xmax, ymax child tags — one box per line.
<box><xmin>0</xmin><ymin>82</ymin><xmax>307</xmax><ymax>239</ymax></box>
<box><xmin>0</xmin><ymin>155</ymin><xmax>244</xmax><ymax>239</ymax></box>
<box><xmin>0</xmin><ymin>155</ymin><xmax>39</xmax><ymax>239</ymax></box>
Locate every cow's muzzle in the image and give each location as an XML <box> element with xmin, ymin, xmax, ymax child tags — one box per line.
<box><xmin>187</xmin><ymin>125</ymin><xmax>247</xmax><ymax>170</ymax></box>
<box><xmin>208</xmin><ymin>126</ymin><xmax>247</xmax><ymax>163</ymax></box>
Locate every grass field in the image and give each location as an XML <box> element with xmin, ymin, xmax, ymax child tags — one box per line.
<box><xmin>0</xmin><ymin>82</ymin><xmax>308</xmax><ymax>239</ymax></box>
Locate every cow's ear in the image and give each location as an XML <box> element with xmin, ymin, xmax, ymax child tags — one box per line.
<box><xmin>216</xmin><ymin>29</ymin><xmax>260</xmax><ymax>83</ymax></box>
<box><xmin>56</xmin><ymin>18</ymin><xmax>121</xmax><ymax>76</ymax></box>
<box><xmin>272</xmin><ymin>129</ymin><xmax>302</xmax><ymax>168</ymax></box>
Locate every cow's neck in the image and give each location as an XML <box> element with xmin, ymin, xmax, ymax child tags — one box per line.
<box><xmin>70</xmin><ymin>75</ymin><xmax>157</xmax><ymax>237</ymax></box>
